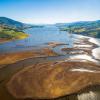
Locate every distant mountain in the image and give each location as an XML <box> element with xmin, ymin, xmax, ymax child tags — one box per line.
<box><xmin>56</xmin><ymin>20</ymin><xmax>100</xmax><ymax>38</ymax></box>
<box><xmin>0</xmin><ymin>17</ymin><xmax>32</xmax><ymax>29</ymax></box>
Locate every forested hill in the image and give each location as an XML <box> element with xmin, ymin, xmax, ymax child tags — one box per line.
<box><xmin>56</xmin><ymin>20</ymin><xmax>100</xmax><ymax>38</ymax></box>
<box><xmin>0</xmin><ymin>17</ymin><xmax>32</xmax><ymax>29</ymax></box>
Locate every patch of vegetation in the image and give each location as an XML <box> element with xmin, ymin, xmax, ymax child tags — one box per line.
<box><xmin>59</xmin><ymin>20</ymin><xmax>100</xmax><ymax>38</ymax></box>
<box><xmin>0</xmin><ymin>25</ymin><xmax>28</xmax><ymax>40</ymax></box>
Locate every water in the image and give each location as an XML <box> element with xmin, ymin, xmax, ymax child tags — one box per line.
<box><xmin>0</xmin><ymin>26</ymin><xmax>74</xmax><ymax>53</ymax></box>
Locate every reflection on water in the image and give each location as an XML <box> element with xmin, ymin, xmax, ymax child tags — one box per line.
<box><xmin>0</xmin><ymin>26</ymin><xmax>74</xmax><ymax>53</ymax></box>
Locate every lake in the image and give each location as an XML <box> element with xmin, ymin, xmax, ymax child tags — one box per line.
<box><xmin>0</xmin><ymin>26</ymin><xmax>74</xmax><ymax>53</ymax></box>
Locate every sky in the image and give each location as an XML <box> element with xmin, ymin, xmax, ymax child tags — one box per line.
<box><xmin>0</xmin><ymin>0</ymin><xmax>100</xmax><ymax>24</ymax></box>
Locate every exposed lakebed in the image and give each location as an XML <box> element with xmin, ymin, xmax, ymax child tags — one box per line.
<box><xmin>0</xmin><ymin>26</ymin><xmax>100</xmax><ymax>100</ymax></box>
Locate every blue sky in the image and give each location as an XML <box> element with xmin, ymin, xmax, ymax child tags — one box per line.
<box><xmin>0</xmin><ymin>0</ymin><xmax>100</xmax><ymax>24</ymax></box>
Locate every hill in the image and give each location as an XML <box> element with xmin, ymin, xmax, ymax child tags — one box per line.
<box><xmin>0</xmin><ymin>17</ymin><xmax>29</xmax><ymax>43</ymax></box>
<box><xmin>0</xmin><ymin>17</ymin><xmax>32</xmax><ymax>29</ymax></box>
<box><xmin>56</xmin><ymin>20</ymin><xmax>100</xmax><ymax>38</ymax></box>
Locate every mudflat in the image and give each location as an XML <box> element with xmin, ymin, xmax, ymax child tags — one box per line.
<box><xmin>0</xmin><ymin>35</ymin><xmax>100</xmax><ymax>100</ymax></box>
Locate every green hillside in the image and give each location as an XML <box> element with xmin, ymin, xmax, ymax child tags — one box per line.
<box><xmin>58</xmin><ymin>20</ymin><xmax>100</xmax><ymax>38</ymax></box>
<box><xmin>0</xmin><ymin>17</ymin><xmax>29</xmax><ymax>42</ymax></box>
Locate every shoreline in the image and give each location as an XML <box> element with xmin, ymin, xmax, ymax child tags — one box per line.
<box><xmin>0</xmin><ymin>36</ymin><xmax>28</xmax><ymax>44</ymax></box>
<box><xmin>0</xmin><ymin>38</ymin><xmax>12</xmax><ymax>44</ymax></box>
<box><xmin>0</xmin><ymin>32</ymin><xmax>29</xmax><ymax>44</ymax></box>
<box><xmin>88</xmin><ymin>37</ymin><xmax>100</xmax><ymax>60</ymax></box>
